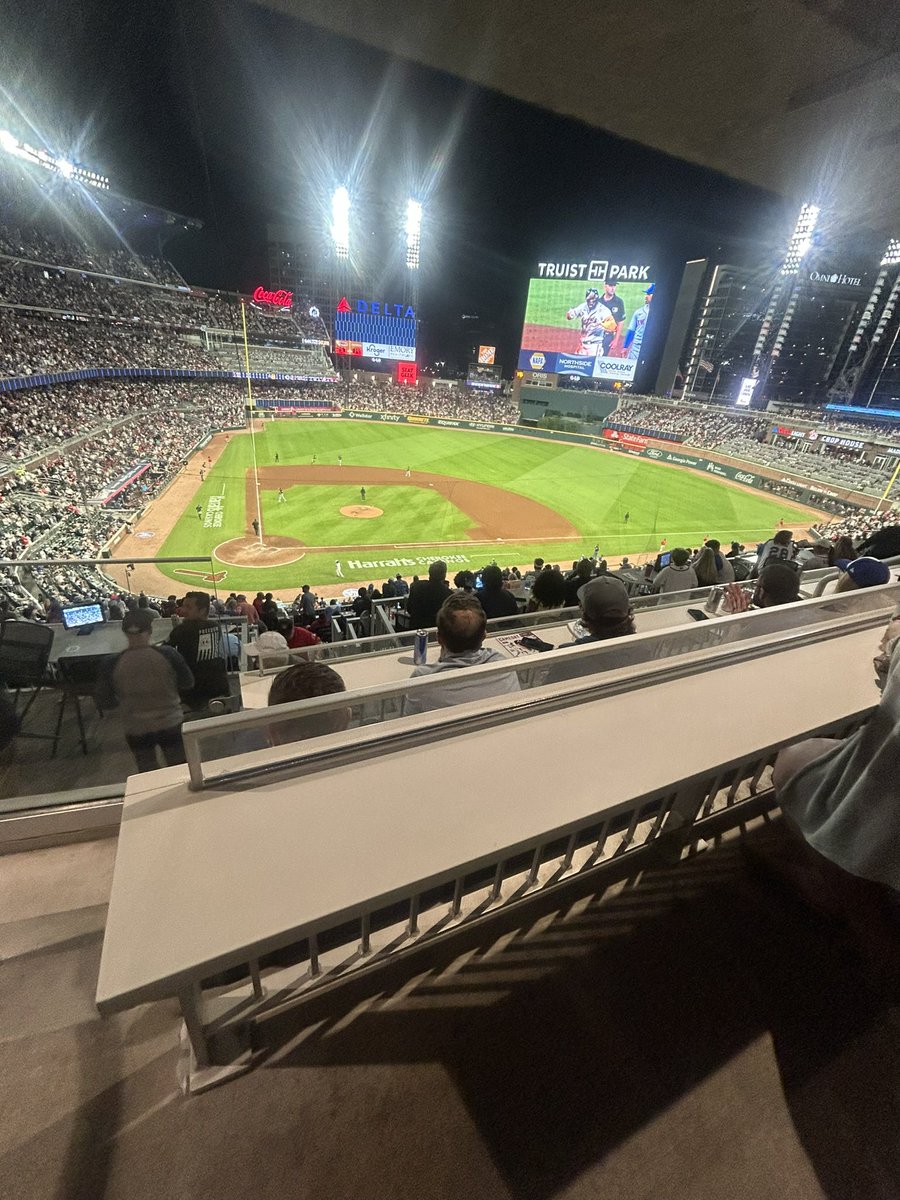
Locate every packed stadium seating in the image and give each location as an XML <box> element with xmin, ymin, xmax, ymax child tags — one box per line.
<box><xmin>609</xmin><ymin>398</ymin><xmax>900</xmax><ymax>495</ymax></box>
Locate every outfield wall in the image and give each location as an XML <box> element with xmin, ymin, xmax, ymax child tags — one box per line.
<box><xmin>338</xmin><ymin>409</ymin><xmax>858</xmax><ymax>513</ymax></box>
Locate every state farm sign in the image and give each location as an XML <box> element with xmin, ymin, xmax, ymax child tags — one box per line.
<box><xmin>602</xmin><ymin>428</ymin><xmax>650</xmax><ymax>449</ymax></box>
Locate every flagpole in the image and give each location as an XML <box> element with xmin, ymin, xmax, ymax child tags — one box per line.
<box><xmin>241</xmin><ymin>300</ymin><xmax>264</xmax><ymax>546</ymax></box>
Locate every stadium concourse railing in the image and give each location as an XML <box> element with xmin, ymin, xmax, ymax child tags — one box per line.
<box><xmin>95</xmin><ymin>602</ymin><xmax>888</xmax><ymax>1093</ymax></box>
<box><xmin>187</xmin><ymin>582</ymin><xmax>900</xmax><ymax>788</ymax></box>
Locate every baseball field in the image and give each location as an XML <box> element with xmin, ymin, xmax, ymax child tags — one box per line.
<box><xmin>115</xmin><ymin>418</ymin><xmax>823</xmax><ymax>596</ymax></box>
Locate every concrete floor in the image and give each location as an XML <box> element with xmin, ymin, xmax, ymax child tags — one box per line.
<box><xmin>1</xmin><ymin>830</ymin><xmax>899</xmax><ymax>1200</ymax></box>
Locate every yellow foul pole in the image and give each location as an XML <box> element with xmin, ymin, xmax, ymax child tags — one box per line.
<box><xmin>876</xmin><ymin>455</ymin><xmax>900</xmax><ymax>516</ymax></box>
<box><xmin>241</xmin><ymin>299</ymin><xmax>264</xmax><ymax>545</ymax></box>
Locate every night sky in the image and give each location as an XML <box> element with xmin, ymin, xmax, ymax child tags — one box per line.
<box><xmin>0</xmin><ymin>0</ymin><xmax>804</xmax><ymax>377</ymax></box>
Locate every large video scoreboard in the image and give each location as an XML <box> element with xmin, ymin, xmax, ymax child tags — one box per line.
<box><xmin>333</xmin><ymin>295</ymin><xmax>416</xmax><ymax>363</ymax></box>
<box><xmin>518</xmin><ymin>258</ymin><xmax>655</xmax><ymax>382</ymax></box>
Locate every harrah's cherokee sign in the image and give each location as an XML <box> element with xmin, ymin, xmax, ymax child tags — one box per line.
<box><xmin>253</xmin><ymin>286</ymin><xmax>293</xmax><ymax>307</ymax></box>
<box><xmin>536</xmin><ymin>260</ymin><xmax>651</xmax><ymax>281</ymax></box>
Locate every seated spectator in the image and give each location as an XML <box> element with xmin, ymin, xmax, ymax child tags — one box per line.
<box><xmin>234</xmin><ymin>593</ymin><xmax>261</xmax><ymax>628</ymax></box>
<box><xmin>351</xmin><ymin>587</ymin><xmax>372</xmax><ymax>619</ymax></box>
<box><xmin>248</xmin><ymin>630</ymin><xmax>292</xmax><ymax>668</ymax></box>
<box><xmin>834</xmin><ymin>557</ymin><xmax>892</xmax><ymax>592</ymax></box>
<box><xmin>754</xmin><ymin>529</ymin><xmax>794</xmax><ymax>576</ymax></box>
<box><xmin>528</xmin><ymin>567</ymin><xmax>567</xmax><ymax>612</ymax></box>
<box><xmin>565</xmin><ymin>576</ymin><xmax>636</xmax><ymax>644</ymax></box>
<box><xmin>393</xmin><ymin>574</ymin><xmax>409</xmax><ymax>597</ymax></box>
<box><xmin>267</xmin><ymin>661</ymin><xmax>351</xmax><ymax>744</ymax></box>
<box><xmin>478</xmin><ymin>564</ymin><xmax>518</xmax><ymax>619</ymax></box>
<box><xmin>857</xmin><ymin>524</ymin><xmax>900</xmax><ymax>560</ymax></box>
<box><xmin>522</xmin><ymin>557</ymin><xmax>545</xmax><ymax>588</ymax></box>
<box><xmin>795</xmin><ymin>542</ymin><xmax>831</xmax><ymax>571</ymax></box>
<box><xmin>278</xmin><ymin>616</ymin><xmax>321</xmax><ymax>651</ymax></box>
<box><xmin>454</xmin><ymin>570</ymin><xmax>477</xmax><ymax>592</ymax></box>
<box><xmin>99</xmin><ymin>609</ymin><xmax>194</xmax><ymax>773</ymax></box>
<box><xmin>165</xmin><ymin>590</ymin><xmax>230</xmax><ymax>709</ymax></box>
<box><xmin>652</xmin><ymin>548</ymin><xmax>698</xmax><ymax>594</ymax></box>
<box><xmin>829</xmin><ymin>536</ymin><xmax>856</xmax><ymax>566</ymax></box>
<box><xmin>693</xmin><ymin>546</ymin><xmax>719</xmax><ymax>588</ymax></box>
<box><xmin>138</xmin><ymin>592</ymin><xmax>161</xmax><ymax>618</ymax></box>
<box><xmin>706</xmin><ymin>539</ymin><xmax>735</xmax><ymax>584</ymax></box>
<box><xmin>563</xmin><ymin>558</ymin><xmax>593</xmax><ymax>607</ymax></box>
<box><xmin>720</xmin><ymin>561</ymin><xmax>801</xmax><ymax>613</ymax></box>
<box><xmin>768</xmin><ymin>626</ymin><xmax>900</xmax><ymax>957</ymax></box>
<box><xmin>406</xmin><ymin>560</ymin><xmax>450</xmax><ymax>629</ymax></box>
<box><xmin>404</xmin><ymin>593</ymin><xmax>520</xmax><ymax>714</ymax></box>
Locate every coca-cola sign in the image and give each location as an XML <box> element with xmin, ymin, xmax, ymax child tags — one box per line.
<box><xmin>252</xmin><ymin>286</ymin><xmax>293</xmax><ymax>307</ymax></box>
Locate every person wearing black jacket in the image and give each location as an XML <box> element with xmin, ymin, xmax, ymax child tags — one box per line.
<box><xmin>406</xmin><ymin>560</ymin><xmax>450</xmax><ymax>629</ymax></box>
<box><xmin>477</xmin><ymin>564</ymin><xmax>518</xmax><ymax>619</ymax></box>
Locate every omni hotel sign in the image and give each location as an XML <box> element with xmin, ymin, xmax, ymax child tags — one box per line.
<box><xmin>252</xmin><ymin>285</ymin><xmax>293</xmax><ymax>307</ymax></box>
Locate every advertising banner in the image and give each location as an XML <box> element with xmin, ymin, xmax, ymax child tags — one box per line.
<box><xmin>519</xmin><ymin>266</ymin><xmax>655</xmax><ymax>382</ymax></box>
<box><xmin>602</xmin><ymin>428</ymin><xmax>650</xmax><ymax>449</ymax></box>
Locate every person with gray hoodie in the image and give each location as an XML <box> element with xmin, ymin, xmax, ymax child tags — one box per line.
<box><xmin>404</xmin><ymin>592</ymin><xmax>520</xmax><ymax>714</ymax></box>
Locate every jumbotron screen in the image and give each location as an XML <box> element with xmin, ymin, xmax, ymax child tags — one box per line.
<box><xmin>518</xmin><ymin>260</ymin><xmax>655</xmax><ymax>381</ymax></box>
<box><xmin>333</xmin><ymin>295</ymin><xmax>416</xmax><ymax>363</ymax></box>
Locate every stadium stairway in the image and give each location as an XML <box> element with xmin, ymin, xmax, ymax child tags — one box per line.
<box><xmin>2</xmin><ymin>824</ymin><xmax>899</xmax><ymax>1199</ymax></box>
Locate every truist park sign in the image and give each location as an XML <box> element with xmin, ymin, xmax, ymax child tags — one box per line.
<box><xmin>252</xmin><ymin>286</ymin><xmax>293</xmax><ymax>307</ymax></box>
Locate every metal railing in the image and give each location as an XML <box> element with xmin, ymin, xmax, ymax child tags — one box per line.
<box><xmin>103</xmin><ymin>613</ymin><xmax>881</xmax><ymax>1092</ymax></box>
<box><xmin>182</xmin><ymin>589</ymin><xmax>899</xmax><ymax>791</ymax></box>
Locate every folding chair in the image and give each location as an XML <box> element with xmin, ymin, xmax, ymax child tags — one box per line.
<box><xmin>54</xmin><ymin>655</ymin><xmax>108</xmax><ymax>756</ymax></box>
<box><xmin>0</xmin><ymin>621</ymin><xmax>55</xmax><ymax>740</ymax></box>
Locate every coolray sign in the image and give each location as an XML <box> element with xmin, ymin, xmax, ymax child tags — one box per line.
<box><xmin>252</xmin><ymin>286</ymin><xmax>293</xmax><ymax>307</ymax></box>
<box><xmin>808</xmin><ymin>270</ymin><xmax>863</xmax><ymax>288</ymax></box>
<box><xmin>336</xmin><ymin>296</ymin><xmax>415</xmax><ymax>319</ymax></box>
<box><xmin>536</xmin><ymin>261</ymin><xmax>651</xmax><ymax>282</ymax></box>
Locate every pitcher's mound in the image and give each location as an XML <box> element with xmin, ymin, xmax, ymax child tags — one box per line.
<box><xmin>216</xmin><ymin>534</ymin><xmax>307</xmax><ymax>567</ymax></box>
<box><xmin>340</xmin><ymin>505</ymin><xmax>383</xmax><ymax>519</ymax></box>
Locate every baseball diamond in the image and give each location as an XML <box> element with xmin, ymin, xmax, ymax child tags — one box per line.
<box><xmin>110</xmin><ymin>418</ymin><xmax>825</xmax><ymax>597</ymax></box>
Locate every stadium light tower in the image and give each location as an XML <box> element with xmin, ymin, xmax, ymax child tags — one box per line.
<box><xmin>405</xmin><ymin>198</ymin><xmax>422</xmax><ymax>270</ymax></box>
<box><xmin>780</xmin><ymin>202</ymin><xmax>820</xmax><ymax>276</ymax></box>
<box><xmin>331</xmin><ymin>186</ymin><xmax>350</xmax><ymax>260</ymax></box>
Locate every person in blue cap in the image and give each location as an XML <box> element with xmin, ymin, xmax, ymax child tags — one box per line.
<box><xmin>624</xmin><ymin>284</ymin><xmax>654</xmax><ymax>362</ymax></box>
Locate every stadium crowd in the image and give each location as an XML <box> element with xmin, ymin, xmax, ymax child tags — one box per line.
<box><xmin>341</xmin><ymin>381</ymin><xmax>519</xmax><ymax>423</ymax></box>
<box><xmin>610</xmin><ymin>399</ymin><xmax>896</xmax><ymax>494</ymax></box>
<box><xmin>1</xmin><ymin>379</ymin><xmax>246</xmax><ymax>463</ymax></box>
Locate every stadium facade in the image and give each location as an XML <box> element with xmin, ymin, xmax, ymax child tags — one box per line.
<box><xmin>666</xmin><ymin>240</ymin><xmax>900</xmax><ymax>412</ymax></box>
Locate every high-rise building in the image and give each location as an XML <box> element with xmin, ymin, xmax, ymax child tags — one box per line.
<box><xmin>678</xmin><ymin>256</ymin><xmax>872</xmax><ymax>408</ymax></box>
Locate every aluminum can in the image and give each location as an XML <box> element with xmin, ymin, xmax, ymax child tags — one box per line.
<box><xmin>413</xmin><ymin>629</ymin><xmax>428</xmax><ymax>665</ymax></box>
<box><xmin>705</xmin><ymin>585</ymin><xmax>724</xmax><ymax>614</ymax></box>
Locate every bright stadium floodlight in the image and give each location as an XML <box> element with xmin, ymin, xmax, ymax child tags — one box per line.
<box><xmin>0</xmin><ymin>129</ymin><xmax>17</xmax><ymax>154</ymax></box>
<box><xmin>882</xmin><ymin>238</ymin><xmax>900</xmax><ymax>267</ymax></box>
<box><xmin>331</xmin><ymin>186</ymin><xmax>350</xmax><ymax>260</ymax></box>
<box><xmin>780</xmin><ymin>202</ymin><xmax>820</xmax><ymax>276</ymax></box>
<box><xmin>56</xmin><ymin>157</ymin><xmax>74</xmax><ymax>179</ymax></box>
<box><xmin>405</xmin><ymin>198</ymin><xmax>422</xmax><ymax>270</ymax></box>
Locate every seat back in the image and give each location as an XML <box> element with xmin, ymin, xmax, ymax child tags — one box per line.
<box><xmin>0</xmin><ymin>621</ymin><xmax>55</xmax><ymax>687</ymax></box>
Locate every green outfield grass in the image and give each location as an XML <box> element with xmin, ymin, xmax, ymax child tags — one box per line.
<box><xmin>157</xmin><ymin>420</ymin><xmax>819</xmax><ymax>590</ymax></box>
